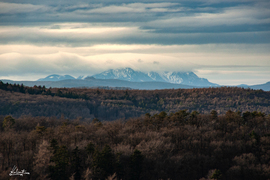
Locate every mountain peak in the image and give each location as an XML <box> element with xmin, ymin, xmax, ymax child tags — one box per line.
<box><xmin>92</xmin><ymin>67</ymin><xmax>153</xmax><ymax>82</ymax></box>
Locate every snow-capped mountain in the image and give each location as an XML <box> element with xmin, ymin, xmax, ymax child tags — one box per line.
<box><xmin>37</xmin><ymin>74</ymin><xmax>75</xmax><ymax>81</ymax></box>
<box><xmin>89</xmin><ymin>68</ymin><xmax>218</xmax><ymax>87</ymax></box>
<box><xmin>36</xmin><ymin>68</ymin><xmax>218</xmax><ymax>87</ymax></box>
<box><xmin>160</xmin><ymin>71</ymin><xmax>214</xmax><ymax>86</ymax></box>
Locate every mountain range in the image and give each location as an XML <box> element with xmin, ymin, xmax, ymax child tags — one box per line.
<box><xmin>91</xmin><ymin>68</ymin><xmax>218</xmax><ymax>86</ymax></box>
<box><xmin>1</xmin><ymin>68</ymin><xmax>269</xmax><ymax>90</ymax></box>
<box><xmin>37</xmin><ymin>68</ymin><xmax>218</xmax><ymax>87</ymax></box>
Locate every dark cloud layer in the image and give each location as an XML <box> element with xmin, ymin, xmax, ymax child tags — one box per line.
<box><xmin>0</xmin><ymin>0</ymin><xmax>269</xmax><ymax>45</ymax></box>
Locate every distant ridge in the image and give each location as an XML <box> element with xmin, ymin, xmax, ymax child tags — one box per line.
<box><xmin>38</xmin><ymin>74</ymin><xmax>75</xmax><ymax>81</ymax></box>
<box><xmin>248</xmin><ymin>81</ymin><xmax>270</xmax><ymax>91</ymax></box>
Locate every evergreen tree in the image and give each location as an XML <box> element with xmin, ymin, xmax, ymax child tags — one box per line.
<box><xmin>159</xmin><ymin>111</ymin><xmax>167</xmax><ymax>119</ymax></box>
<box><xmin>86</xmin><ymin>142</ymin><xmax>95</xmax><ymax>156</ymax></box>
<box><xmin>92</xmin><ymin>145</ymin><xmax>115</xmax><ymax>179</ymax></box>
<box><xmin>71</xmin><ymin>147</ymin><xmax>82</xmax><ymax>180</ymax></box>
<box><xmin>211</xmin><ymin>110</ymin><xmax>218</xmax><ymax>120</ymax></box>
<box><xmin>210</xmin><ymin>169</ymin><xmax>222</xmax><ymax>180</ymax></box>
<box><xmin>129</xmin><ymin>149</ymin><xmax>144</xmax><ymax>180</ymax></box>
<box><xmin>2</xmin><ymin>115</ymin><xmax>15</xmax><ymax>130</ymax></box>
<box><xmin>49</xmin><ymin>145</ymin><xmax>69</xmax><ymax>180</ymax></box>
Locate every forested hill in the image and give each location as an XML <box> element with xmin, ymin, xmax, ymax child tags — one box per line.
<box><xmin>0</xmin><ymin>81</ymin><xmax>270</xmax><ymax>120</ymax></box>
<box><xmin>0</xmin><ymin>110</ymin><xmax>269</xmax><ymax>179</ymax></box>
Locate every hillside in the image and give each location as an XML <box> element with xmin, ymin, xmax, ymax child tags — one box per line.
<box><xmin>1</xmin><ymin>81</ymin><xmax>270</xmax><ymax>120</ymax></box>
<box><xmin>0</xmin><ymin>110</ymin><xmax>269</xmax><ymax>180</ymax></box>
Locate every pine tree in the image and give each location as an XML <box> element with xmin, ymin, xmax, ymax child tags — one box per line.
<box><xmin>210</xmin><ymin>169</ymin><xmax>222</xmax><ymax>180</ymax></box>
<box><xmin>2</xmin><ymin>115</ymin><xmax>15</xmax><ymax>130</ymax></box>
<box><xmin>92</xmin><ymin>145</ymin><xmax>115</xmax><ymax>179</ymax></box>
<box><xmin>49</xmin><ymin>143</ymin><xmax>69</xmax><ymax>180</ymax></box>
<box><xmin>129</xmin><ymin>149</ymin><xmax>144</xmax><ymax>180</ymax></box>
<box><xmin>71</xmin><ymin>147</ymin><xmax>82</xmax><ymax>180</ymax></box>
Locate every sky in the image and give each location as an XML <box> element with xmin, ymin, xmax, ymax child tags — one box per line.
<box><xmin>0</xmin><ymin>0</ymin><xmax>269</xmax><ymax>85</ymax></box>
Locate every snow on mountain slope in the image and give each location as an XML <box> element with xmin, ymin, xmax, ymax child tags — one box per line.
<box><xmin>161</xmin><ymin>72</ymin><xmax>183</xmax><ymax>84</ymax></box>
<box><xmin>147</xmin><ymin>72</ymin><xmax>166</xmax><ymax>82</ymax></box>
<box><xmin>92</xmin><ymin>68</ymin><xmax>153</xmax><ymax>82</ymax></box>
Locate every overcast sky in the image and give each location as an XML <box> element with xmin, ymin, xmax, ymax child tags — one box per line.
<box><xmin>0</xmin><ymin>0</ymin><xmax>269</xmax><ymax>85</ymax></box>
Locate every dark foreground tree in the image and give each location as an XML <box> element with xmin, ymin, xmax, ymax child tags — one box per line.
<box><xmin>92</xmin><ymin>145</ymin><xmax>115</xmax><ymax>180</ymax></box>
<box><xmin>49</xmin><ymin>143</ymin><xmax>69</xmax><ymax>180</ymax></box>
<box><xmin>130</xmin><ymin>149</ymin><xmax>144</xmax><ymax>180</ymax></box>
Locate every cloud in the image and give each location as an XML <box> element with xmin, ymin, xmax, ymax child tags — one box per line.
<box><xmin>0</xmin><ymin>23</ymin><xmax>269</xmax><ymax>46</ymax></box>
<box><xmin>0</xmin><ymin>1</ymin><xmax>267</xmax><ymax>28</ymax></box>
<box><xmin>0</xmin><ymin>25</ymin><xmax>147</xmax><ymax>45</ymax></box>
<box><xmin>0</xmin><ymin>1</ymin><xmax>269</xmax><ymax>36</ymax></box>
<box><xmin>79</xmin><ymin>3</ymin><xmax>181</xmax><ymax>14</ymax></box>
<box><xmin>1</xmin><ymin>44</ymin><xmax>270</xmax><ymax>56</ymax></box>
<box><xmin>0</xmin><ymin>2</ymin><xmax>49</xmax><ymax>14</ymax></box>
<box><xmin>0</xmin><ymin>43</ymin><xmax>269</xmax><ymax>65</ymax></box>
<box><xmin>0</xmin><ymin>50</ymin><xmax>197</xmax><ymax>79</ymax></box>
<box><xmin>144</xmin><ymin>4</ymin><xmax>270</xmax><ymax>33</ymax></box>
<box><xmin>1</xmin><ymin>43</ymin><xmax>269</xmax><ymax>80</ymax></box>
<box><xmin>0</xmin><ymin>2</ymin><xmax>182</xmax><ymax>24</ymax></box>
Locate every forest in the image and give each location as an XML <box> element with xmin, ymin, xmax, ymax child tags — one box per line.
<box><xmin>0</xmin><ymin>81</ymin><xmax>270</xmax><ymax>179</ymax></box>
<box><xmin>0</xmin><ymin>81</ymin><xmax>270</xmax><ymax>120</ymax></box>
<box><xmin>0</xmin><ymin>110</ymin><xmax>269</xmax><ymax>180</ymax></box>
